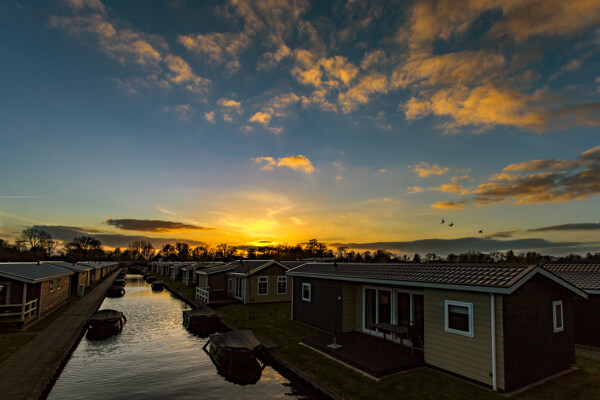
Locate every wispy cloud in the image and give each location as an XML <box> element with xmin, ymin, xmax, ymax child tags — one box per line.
<box><xmin>410</xmin><ymin>162</ymin><xmax>450</xmax><ymax>178</ymax></box>
<box><xmin>163</xmin><ymin>104</ymin><xmax>194</xmax><ymax>121</ymax></box>
<box><xmin>253</xmin><ymin>155</ymin><xmax>315</xmax><ymax>174</ymax></box>
<box><xmin>105</xmin><ymin>218</ymin><xmax>213</xmax><ymax>232</ymax></box>
<box><xmin>527</xmin><ymin>223</ymin><xmax>600</xmax><ymax>232</ymax></box>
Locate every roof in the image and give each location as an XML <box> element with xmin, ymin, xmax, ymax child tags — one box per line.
<box><xmin>287</xmin><ymin>263</ymin><xmax>587</xmax><ymax>297</ymax></box>
<box><xmin>279</xmin><ymin>261</ymin><xmax>307</xmax><ymax>268</ymax></box>
<box><xmin>0</xmin><ymin>263</ymin><xmax>74</xmax><ymax>284</ymax></box>
<box><xmin>197</xmin><ymin>261</ymin><xmax>240</xmax><ymax>275</ymax></box>
<box><xmin>78</xmin><ymin>261</ymin><xmax>118</xmax><ymax>269</ymax></box>
<box><xmin>227</xmin><ymin>260</ymin><xmax>288</xmax><ymax>277</ymax></box>
<box><xmin>43</xmin><ymin>261</ymin><xmax>93</xmax><ymax>272</ymax></box>
<box><xmin>543</xmin><ymin>264</ymin><xmax>600</xmax><ymax>294</ymax></box>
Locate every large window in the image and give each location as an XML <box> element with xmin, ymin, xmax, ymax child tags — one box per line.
<box><xmin>445</xmin><ymin>300</ymin><xmax>474</xmax><ymax>337</ymax></box>
<box><xmin>553</xmin><ymin>300</ymin><xmax>564</xmax><ymax>333</ymax></box>
<box><xmin>258</xmin><ymin>277</ymin><xmax>268</xmax><ymax>295</ymax></box>
<box><xmin>302</xmin><ymin>283</ymin><xmax>311</xmax><ymax>302</ymax></box>
<box><xmin>277</xmin><ymin>276</ymin><xmax>287</xmax><ymax>294</ymax></box>
<box><xmin>228</xmin><ymin>276</ymin><xmax>232</xmax><ymax>292</ymax></box>
<box><xmin>235</xmin><ymin>278</ymin><xmax>244</xmax><ymax>300</ymax></box>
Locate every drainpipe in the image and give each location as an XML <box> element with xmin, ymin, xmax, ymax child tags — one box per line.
<box><xmin>490</xmin><ymin>293</ymin><xmax>497</xmax><ymax>391</ymax></box>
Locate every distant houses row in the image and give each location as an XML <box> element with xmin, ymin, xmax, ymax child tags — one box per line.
<box><xmin>146</xmin><ymin>260</ymin><xmax>600</xmax><ymax>393</ymax></box>
<box><xmin>0</xmin><ymin>261</ymin><xmax>119</xmax><ymax>328</ymax></box>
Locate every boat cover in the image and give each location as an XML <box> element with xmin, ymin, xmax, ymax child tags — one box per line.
<box><xmin>184</xmin><ymin>308</ymin><xmax>218</xmax><ymax>318</ymax></box>
<box><xmin>211</xmin><ymin>330</ymin><xmax>263</xmax><ymax>351</ymax></box>
<box><xmin>89</xmin><ymin>309</ymin><xmax>123</xmax><ymax>322</ymax></box>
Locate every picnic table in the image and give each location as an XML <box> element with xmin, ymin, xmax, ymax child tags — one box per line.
<box><xmin>372</xmin><ymin>322</ymin><xmax>409</xmax><ymax>348</ymax></box>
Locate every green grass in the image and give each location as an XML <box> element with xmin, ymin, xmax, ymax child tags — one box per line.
<box><xmin>0</xmin><ymin>335</ymin><xmax>35</xmax><ymax>364</ymax></box>
<box><xmin>218</xmin><ymin>302</ymin><xmax>600</xmax><ymax>400</ymax></box>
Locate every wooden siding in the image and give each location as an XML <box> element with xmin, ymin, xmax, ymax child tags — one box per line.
<box><xmin>38</xmin><ymin>278</ymin><xmax>70</xmax><ymax>316</ymax></box>
<box><xmin>502</xmin><ymin>275</ymin><xmax>576</xmax><ymax>392</ymax></box>
<box><xmin>293</xmin><ymin>277</ymin><xmax>343</xmax><ymax>332</ymax></box>
<box><xmin>424</xmin><ymin>289</ymin><xmax>505</xmax><ymax>390</ymax></box>
<box><xmin>573</xmin><ymin>295</ymin><xmax>600</xmax><ymax>347</ymax></box>
<box><xmin>245</xmin><ymin>272</ymin><xmax>291</xmax><ymax>304</ymax></box>
<box><xmin>208</xmin><ymin>273</ymin><xmax>227</xmax><ymax>290</ymax></box>
<box><xmin>197</xmin><ymin>274</ymin><xmax>208</xmax><ymax>287</ymax></box>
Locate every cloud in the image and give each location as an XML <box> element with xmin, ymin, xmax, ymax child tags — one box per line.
<box><xmin>163</xmin><ymin>104</ymin><xmax>194</xmax><ymax>121</ymax></box>
<box><xmin>430</xmin><ymin>200</ymin><xmax>467</xmax><ymax>210</ymax></box>
<box><xmin>31</xmin><ymin>225</ymin><xmax>207</xmax><ymax>249</ymax></box>
<box><xmin>410</xmin><ymin>162</ymin><xmax>450</xmax><ymax>178</ymax></box>
<box><xmin>527</xmin><ymin>223</ymin><xmax>600</xmax><ymax>232</ymax></box>
<box><xmin>253</xmin><ymin>155</ymin><xmax>315</xmax><ymax>174</ymax></box>
<box><xmin>217</xmin><ymin>98</ymin><xmax>242</xmax><ymax>109</ymax></box>
<box><xmin>204</xmin><ymin>111</ymin><xmax>215</xmax><ymax>123</ymax></box>
<box><xmin>178</xmin><ymin>32</ymin><xmax>250</xmax><ymax>73</ymax></box>
<box><xmin>434</xmin><ymin>146</ymin><xmax>600</xmax><ymax>207</ymax></box>
<box><xmin>247</xmin><ymin>92</ymin><xmax>301</xmax><ymax>131</ymax></box>
<box><xmin>105</xmin><ymin>218</ymin><xmax>212</xmax><ymax>232</ymax></box>
<box><xmin>332</xmin><ymin>236</ymin><xmax>600</xmax><ymax>256</ymax></box>
<box><xmin>249</xmin><ymin>111</ymin><xmax>271</xmax><ymax>125</ymax></box>
<box><xmin>486</xmin><ymin>229</ymin><xmax>522</xmax><ymax>238</ymax></box>
<box><xmin>49</xmin><ymin>4</ymin><xmax>210</xmax><ymax>95</ymax></box>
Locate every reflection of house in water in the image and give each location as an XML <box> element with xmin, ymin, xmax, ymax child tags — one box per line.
<box><xmin>287</xmin><ymin>263</ymin><xmax>586</xmax><ymax>392</ymax></box>
<box><xmin>543</xmin><ymin>263</ymin><xmax>600</xmax><ymax>347</ymax></box>
<box><xmin>0</xmin><ymin>262</ymin><xmax>74</xmax><ymax>328</ymax></box>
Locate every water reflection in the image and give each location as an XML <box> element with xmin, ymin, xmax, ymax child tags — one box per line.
<box><xmin>47</xmin><ymin>275</ymin><xmax>307</xmax><ymax>400</ymax></box>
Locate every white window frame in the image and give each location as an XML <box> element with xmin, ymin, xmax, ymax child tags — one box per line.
<box><xmin>553</xmin><ymin>300</ymin><xmax>564</xmax><ymax>333</ymax></box>
<box><xmin>49</xmin><ymin>280</ymin><xmax>53</xmax><ymax>292</ymax></box>
<box><xmin>277</xmin><ymin>276</ymin><xmax>287</xmax><ymax>294</ymax></box>
<box><xmin>57</xmin><ymin>278</ymin><xmax>61</xmax><ymax>290</ymax></box>
<box><xmin>301</xmin><ymin>283</ymin><xmax>311</xmax><ymax>302</ymax></box>
<box><xmin>228</xmin><ymin>276</ymin><xmax>232</xmax><ymax>292</ymax></box>
<box><xmin>258</xmin><ymin>276</ymin><xmax>268</xmax><ymax>295</ymax></box>
<box><xmin>444</xmin><ymin>300</ymin><xmax>474</xmax><ymax>337</ymax></box>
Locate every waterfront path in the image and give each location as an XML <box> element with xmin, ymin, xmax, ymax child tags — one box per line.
<box><xmin>0</xmin><ymin>269</ymin><xmax>121</xmax><ymax>400</ymax></box>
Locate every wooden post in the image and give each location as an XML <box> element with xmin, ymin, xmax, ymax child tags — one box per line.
<box><xmin>21</xmin><ymin>283</ymin><xmax>27</xmax><ymax>321</ymax></box>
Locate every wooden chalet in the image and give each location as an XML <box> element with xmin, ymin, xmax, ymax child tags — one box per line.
<box><xmin>287</xmin><ymin>263</ymin><xmax>586</xmax><ymax>392</ymax></box>
<box><xmin>0</xmin><ymin>262</ymin><xmax>74</xmax><ymax>327</ymax></box>
<box><xmin>225</xmin><ymin>260</ymin><xmax>291</xmax><ymax>304</ymax></box>
<box><xmin>44</xmin><ymin>261</ymin><xmax>93</xmax><ymax>295</ymax></box>
<box><xmin>543</xmin><ymin>264</ymin><xmax>600</xmax><ymax>347</ymax></box>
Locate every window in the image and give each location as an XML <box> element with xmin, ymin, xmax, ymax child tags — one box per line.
<box><xmin>277</xmin><ymin>276</ymin><xmax>287</xmax><ymax>294</ymax></box>
<box><xmin>302</xmin><ymin>283</ymin><xmax>311</xmax><ymax>302</ymax></box>
<box><xmin>57</xmin><ymin>278</ymin><xmax>61</xmax><ymax>290</ymax></box>
<box><xmin>49</xmin><ymin>280</ymin><xmax>54</xmax><ymax>292</ymax></box>
<box><xmin>553</xmin><ymin>300</ymin><xmax>564</xmax><ymax>333</ymax></box>
<box><xmin>445</xmin><ymin>300</ymin><xmax>474</xmax><ymax>337</ymax></box>
<box><xmin>228</xmin><ymin>276</ymin><xmax>232</xmax><ymax>292</ymax></box>
<box><xmin>258</xmin><ymin>277</ymin><xmax>268</xmax><ymax>295</ymax></box>
<box><xmin>235</xmin><ymin>278</ymin><xmax>243</xmax><ymax>300</ymax></box>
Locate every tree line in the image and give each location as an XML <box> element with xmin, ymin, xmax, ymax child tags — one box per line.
<box><xmin>1</xmin><ymin>227</ymin><xmax>599</xmax><ymax>264</ymax></box>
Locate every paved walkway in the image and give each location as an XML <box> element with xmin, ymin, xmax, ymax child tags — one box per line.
<box><xmin>0</xmin><ymin>269</ymin><xmax>121</xmax><ymax>400</ymax></box>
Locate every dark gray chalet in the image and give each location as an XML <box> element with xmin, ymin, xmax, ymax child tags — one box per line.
<box><xmin>543</xmin><ymin>264</ymin><xmax>600</xmax><ymax>347</ymax></box>
<box><xmin>0</xmin><ymin>263</ymin><xmax>74</xmax><ymax>327</ymax></box>
<box><xmin>287</xmin><ymin>263</ymin><xmax>586</xmax><ymax>392</ymax></box>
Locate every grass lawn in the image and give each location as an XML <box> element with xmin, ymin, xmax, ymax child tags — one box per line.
<box><xmin>219</xmin><ymin>302</ymin><xmax>600</xmax><ymax>400</ymax></box>
<box><xmin>0</xmin><ymin>335</ymin><xmax>35</xmax><ymax>364</ymax></box>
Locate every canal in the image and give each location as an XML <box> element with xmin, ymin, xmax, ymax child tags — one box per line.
<box><xmin>46</xmin><ymin>275</ymin><xmax>308</xmax><ymax>400</ymax></box>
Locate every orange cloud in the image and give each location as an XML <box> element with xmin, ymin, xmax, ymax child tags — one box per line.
<box><xmin>410</xmin><ymin>162</ymin><xmax>450</xmax><ymax>178</ymax></box>
<box><xmin>249</xmin><ymin>111</ymin><xmax>271</xmax><ymax>125</ymax></box>
<box><xmin>430</xmin><ymin>201</ymin><xmax>467</xmax><ymax>210</ymax></box>
<box><xmin>218</xmin><ymin>98</ymin><xmax>242</xmax><ymax>109</ymax></box>
<box><xmin>178</xmin><ymin>32</ymin><xmax>250</xmax><ymax>73</ymax></box>
<box><xmin>253</xmin><ymin>155</ymin><xmax>315</xmax><ymax>174</ymax></box>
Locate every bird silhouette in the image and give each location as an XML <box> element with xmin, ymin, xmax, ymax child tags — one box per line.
<box><xmin>478</xmin><ymin>230</ymin><xmax>483</xmax><ymax>234</ymax></box>
<box><xmin>449</xmin><ymin>222</ymin><xmax>454</xmax><ymax>227</ymax></box>
<box><xmin>441</xmin><ymin>218</ymin><xmax>445</xmax><ymax>224</ymax></box>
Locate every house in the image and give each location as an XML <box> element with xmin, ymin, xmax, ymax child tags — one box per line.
<box><xmin>0</xmin><ymin>262</ymin><xmax>74</xmax><ymax>327</ymax></box>
<box><xmin>543</xmin><ymin>264</ymin><xmax>600</xmax><ymax>347</ymax></box>
<box><xmin>225</xmin><ymin>260</ymin><xmax>290</xmax><ymax>304</ymax></box>
<box><xmin>181</xmin><ymin>262</ymin><xmax>224</xmax><ymax>287</ymax></box>
<box><xmin>78</xmin><ymin>261</ymin><xmax>119</xmax><ymax>283</ymax></box>
<box><xmin>44</xmin><ymin>261</ymin><xmax>93</xmax><ymax>295</ymax></box>
<box><xmin>196</xmin><ymin>262</ymin><xmax>240</xmax><ymax>304</ymax></box>
<box><xmin>287</xmin><ymin>263</ymin><xmax>586</xmax><ymax>392</ymax></box>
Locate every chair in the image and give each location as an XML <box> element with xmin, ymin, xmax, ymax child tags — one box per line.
<box><xmin>407</xmin><ymin>325</ymin><xmax>424</xmax><ymax>354</ymax></box>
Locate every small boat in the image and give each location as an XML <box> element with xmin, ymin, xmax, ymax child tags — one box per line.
<box><xmin>146</xmin><ymin>276</ymin><xmax>157</xmax><ymax>283</ymax></box>
<box><xmin>86</xmin><ymin>309</ymin><xmax>127</xmax><ymax>340</ymax></box>
<box><xmin>205</xmin><ymin>330</ymin><xmax>265</xmax><ymax>385</ymax></box>
<box><xmin>151</xmin><ymin>281</ymin><xmax>164</xmax><ymax>291</ymax></box>
<box><xmin>183</xmin><ymin>308</ymin><xmax>222</xmax><ymax>337</ymax></box>
<box><xmin>113</xmin><ymin>278</ymin><xmax>126</xmax><ymax>287</ymax></box>
<box><xmin>106</xmin><ymin>285</ymin><xmax>125</xmax><ymax>298</ymax></box>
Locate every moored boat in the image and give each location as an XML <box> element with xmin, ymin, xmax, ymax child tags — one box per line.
<box><xmin>86</xmin><ymin>309</ymin><xmax>127</xmax><ymax>340</ymax></box>
<box><xmin>146</xmin><ymin>275</ymin><xmax>157</xmax><ymax>283</ymax></box>
<box><xmin>151</xmin><ymin>280</ymin><xmax>164</xmax><ymax>291</ymax></box>
<box><xmin>182</xmin><ymin>308</ymin><xmax>221</xmax><ymax>337</ymax></box>
<box><xmin>106</xmin><ymin>285</ymin><xmax>125</xmax><ymax>298</ymax></box>
<box><xmin>113</xmin><ymin>278</ymin><xmax>126</xmax><ymax>286</ymax></box>
<box><xmin>205</xmin><ymin>330</ymin><xmax>265</xmax><ymax>385</ymax></box>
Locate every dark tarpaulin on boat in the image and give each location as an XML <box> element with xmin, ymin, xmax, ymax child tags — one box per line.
<box><xmin>184</xmin><ymin>308</ymin><xmax>217</xmax><ymax>318</ymax></box>
<box><xmin>89</xmin><ymin>309</ymin><xmax>123</xmax><ymax>322</ymax></box>
<box><xmin>211</xmin><ymin>330</ymin><xmax>263</xmax><ymax>351</ymax></box>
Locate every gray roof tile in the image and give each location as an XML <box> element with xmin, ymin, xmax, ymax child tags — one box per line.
<box><xmin>543</xmin><ymin>264</ymin><xmax>600</xmax><ymax>291</ymax></box>
<box><xmin>0</xmin><ymin>262</ymin><xmax>74</xmax><ymax>283</ymax></box>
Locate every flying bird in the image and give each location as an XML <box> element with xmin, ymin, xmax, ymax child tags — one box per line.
<box><xmin>449</xmin><ymin>222</ymin><xmax>454</xmax><ymax>227</ymax></box>
<box><xmin>479</xmin><ymin>230</ymin><xmax>483</xmax><ymax>234</ymax></box>
<box><xmin>441</xmin><ymin>218</ymin><xmax>445</xmax><ymax>224</ymax></box>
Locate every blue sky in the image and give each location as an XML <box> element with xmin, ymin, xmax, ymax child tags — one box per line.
<box><xmin>1</xmin><ymin>0</ymin><xmax>599</xmax><ymax>256</ymax></box>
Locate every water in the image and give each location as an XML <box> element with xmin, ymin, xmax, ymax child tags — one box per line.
<box><xmin>47</xmin><ymin>275</ymin><xmax>307</xmax><ymax>400</ymax></box>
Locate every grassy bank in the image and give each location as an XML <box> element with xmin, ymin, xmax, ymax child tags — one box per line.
<box><xmin>218</xmin><ymin>302</ymin><xmax>600</xmax><ymax>400</ymax></box>
<box><xmin>0</xmin><ymin>335</ymin><xmax>35</xmax><ymax>364</ymax></box>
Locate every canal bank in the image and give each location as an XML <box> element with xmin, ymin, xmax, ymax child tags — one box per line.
<box><xmin>0</xmin><ymin>269</ymin><xmax>122</xmax><ymax>400</ymax></box>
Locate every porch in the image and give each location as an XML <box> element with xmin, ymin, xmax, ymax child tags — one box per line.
<box><xmin>302</xmin><ymin>331</ymin><xmax>424</xmax><ymax>378</ymax></box>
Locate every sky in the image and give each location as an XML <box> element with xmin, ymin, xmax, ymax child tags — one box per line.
<box><xmin>1</xmin><ymin>0</ymin><xmax>599</xmax><ymax>256</ymax></box>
